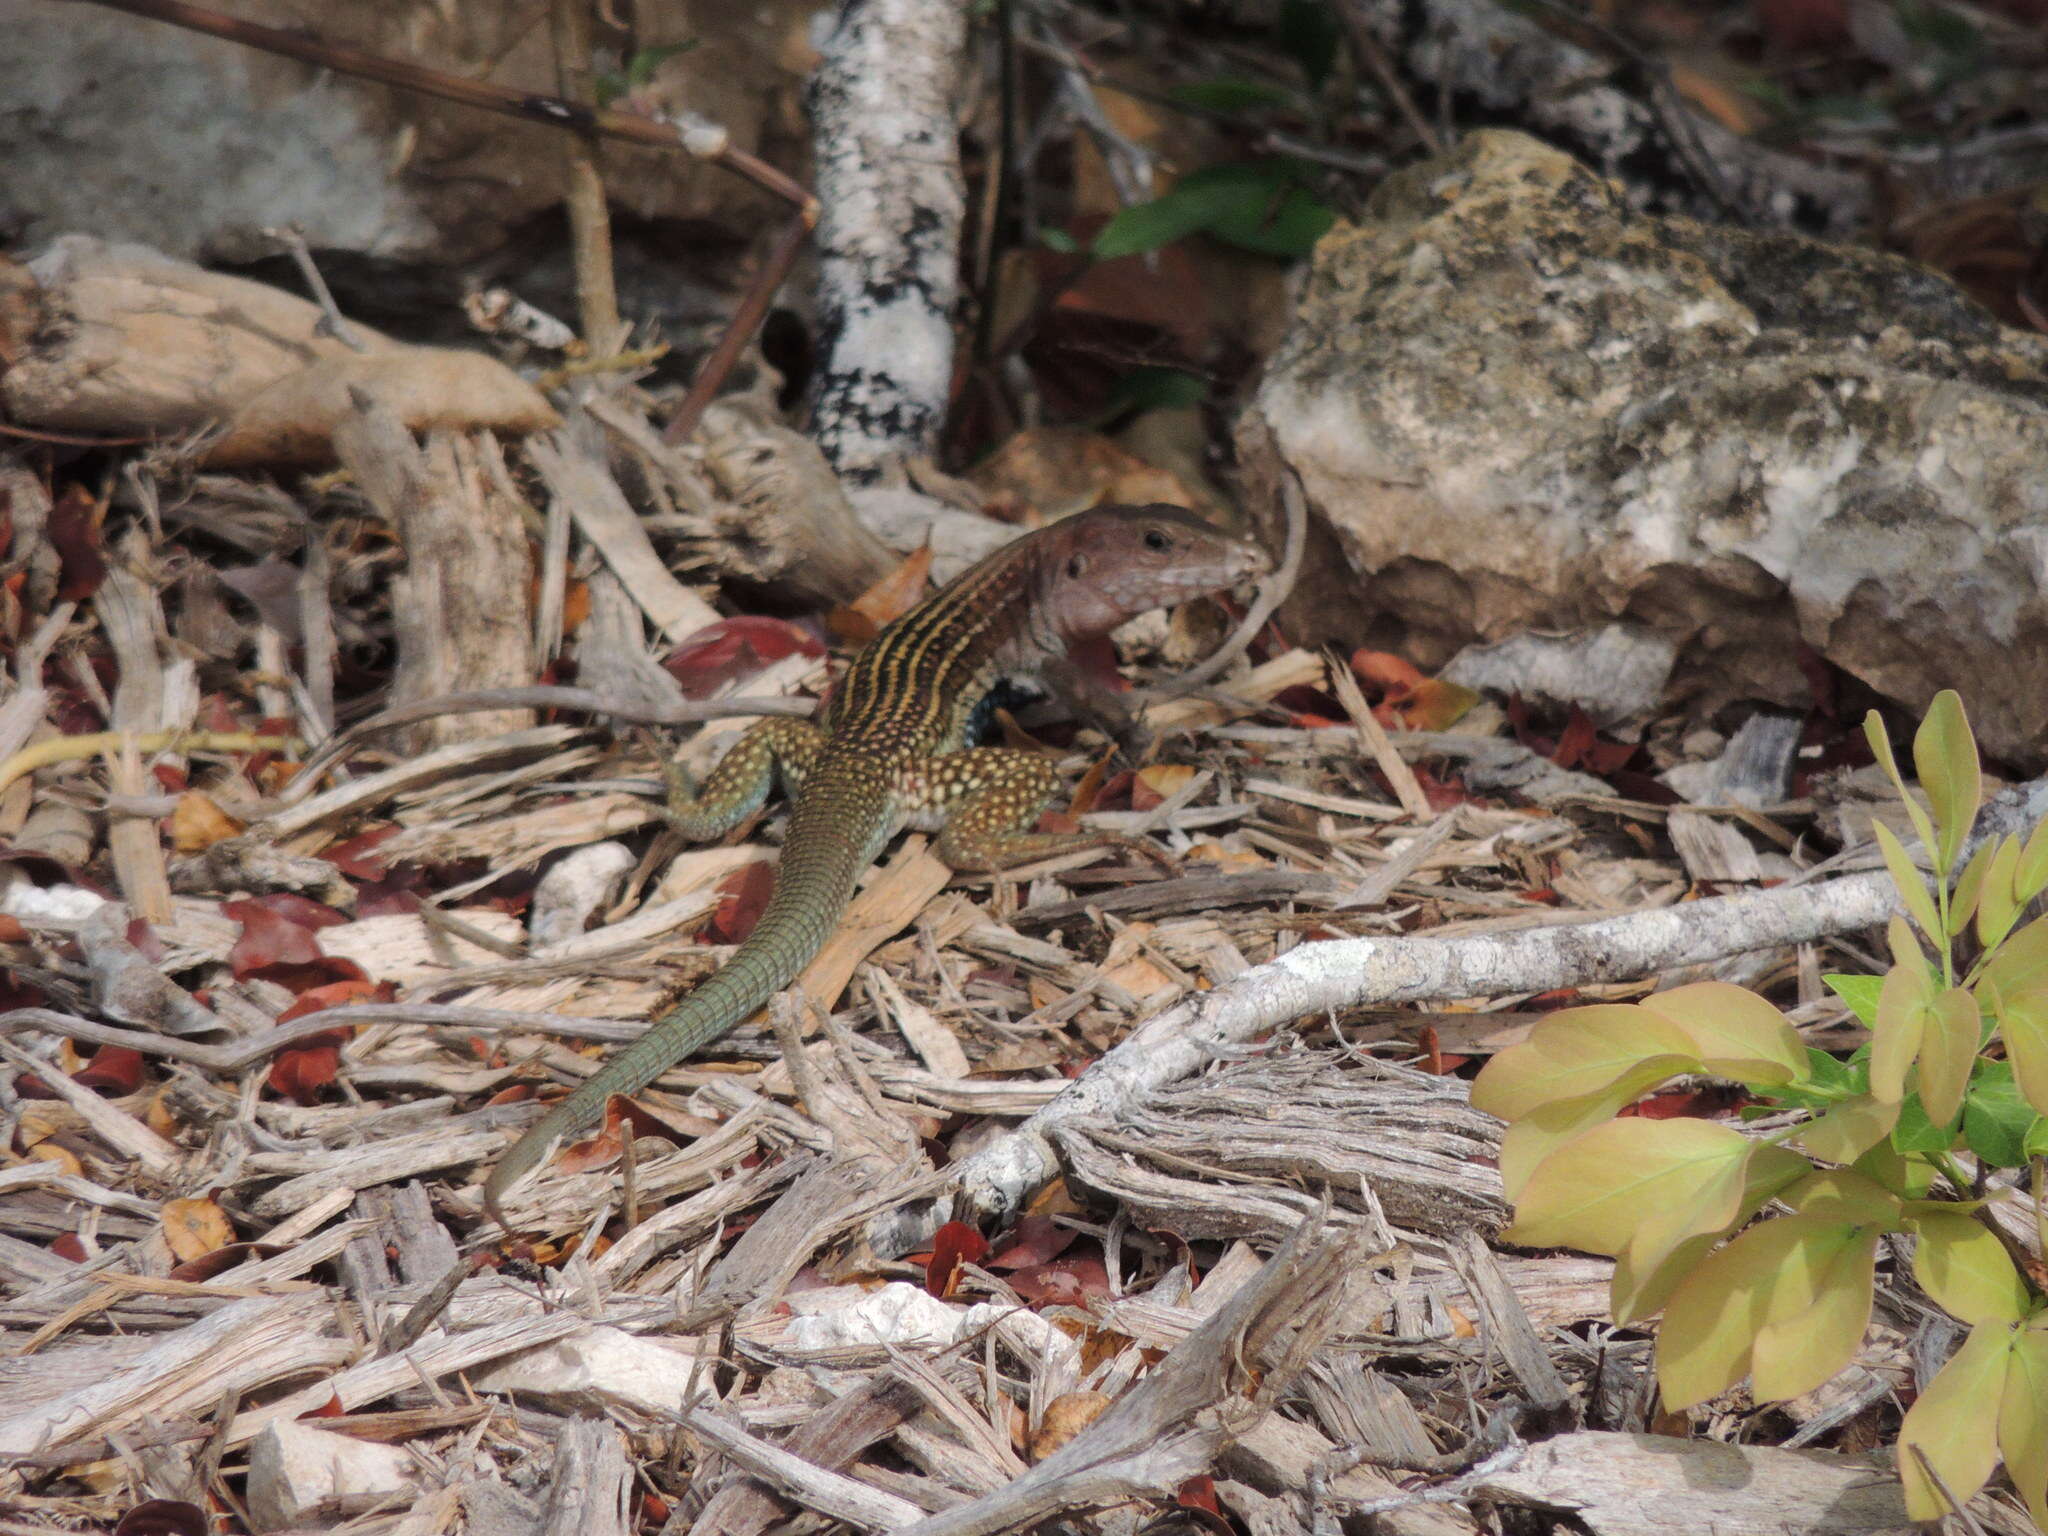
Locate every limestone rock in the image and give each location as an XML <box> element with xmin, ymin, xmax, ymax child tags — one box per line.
<box><xmin>1242</xmin><ymin>130</ymin><xmax>2048</xmax><ymax>767</ymax></box>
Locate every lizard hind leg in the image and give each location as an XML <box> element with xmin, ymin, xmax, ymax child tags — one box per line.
<box><xmin>916</xmin><ymin>746</ymin><xmax>1173</xmax><ymax>873</ymax></box>
<box><xmin>663</xmin><ymin>717</ymin><xmax>826</xmax><ymax>842</ymax></box>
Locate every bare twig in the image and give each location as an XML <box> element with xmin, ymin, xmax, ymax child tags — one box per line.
<box><xmin>1138</xmin><ymin>470</ymin><xmax>1305</xmax><ymax>700</ymax></box>
<box><xmin>548</xmin><ymin>0</ymin><xmax>622</xmax><ymax>349</ymax></box>
<box><xmin>263</xmin><ymin>225</ymin><xmax>367</xmax><ymax>351</ymax></box>
<box><xmin>60</xmin><ymin>0</ymin><xmax>813</xmax><ymax>212</ymax></box>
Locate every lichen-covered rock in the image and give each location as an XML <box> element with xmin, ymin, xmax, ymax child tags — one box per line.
<box><xmin>1241</xmin><ymin>129</ymin><xmax>2048</xmax><ymax>766</ymax></box>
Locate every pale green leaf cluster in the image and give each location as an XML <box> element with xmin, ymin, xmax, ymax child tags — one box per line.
<box><xmin>1474</xmin><ymin>692</ymin><xmax>2048</xmax><ymax>1523</ymax></box>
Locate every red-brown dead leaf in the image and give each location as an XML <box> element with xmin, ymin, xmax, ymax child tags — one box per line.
<box><xmin>224</xmin><ymin>899</ymin><xmax>326</xmax><ymax>979</ymax></box>
<box><xmin>1176</xmin><ymin>1475</ymin><xmax>1221</xmax><ymax>1514</ymax></box>
<box><xmin>662</xmin><ymin>616</ymin><xmax>824</xmax><ymax>700</ymax></box>
<box><xmin>1351</xmin><ymin>649</ymin><xmax>1427</xmax><ymax>694</ymax></box>
<box><xmin>0</xmin><ymin>914</ymin><xmax>26</xmax><ymax>943</ymax></box>
<box><xmin>268</xmin><ymin>1046</ymin><xmax>341</xmax><ymax>1105</ymax></box>
<box><xmin>50</xmin><ymin>1232</ymin><xmax>87</xmax><ymax>1262</ymax></box>
<box><xmin>325</xmin><ymin>824</ymin><xmax>400</xmax><ymax>879</ymax></box>
<box><xmin>73</xmin><ymin>1045</ymin><xmax>146</xmax><ymax>1095</ymax></box>
<box><xmin>300</xmin><ymin>1393</ymin><xmax>346</xmax><ymax>1419</ymax></box>
<box><xmin>985</xmin><ymin>1213</ymin><xmax>1079</xmax><ymax>1270</ymax></box>
<box><xmin>925</xmin><ymin>1220</ymin><xmax>990</xmax><ymax>1299</ymax></box>
<box><xmin>47</xmin><ymin>483</ymin><xmax>107</xmax><ymax>603</ymax></box>
<box><xmin>700</xmin><ymin>860</ymin><xmax>776</xmax><ymax>945</ymax></box>
<box><xmin>1006</xmin><ymin>1252</ymin><xmax>1112</xmax><ymax>1306</ymax></box>
<box><xmin>829</xmin><ymin>544</ymin><xmax>933</xmax><ymax>644</ymax></box>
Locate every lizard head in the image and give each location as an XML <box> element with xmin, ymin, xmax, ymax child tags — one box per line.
<box><xmin>1039</xmin><ymin>503</ymin><xmax>1270</xmax><ymax>639</ymax></box>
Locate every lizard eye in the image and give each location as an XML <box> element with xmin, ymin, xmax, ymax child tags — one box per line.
<box><xmin>1143</xmin><ymin>528</ymin><xmax>1170</xmax><ymax>552</ymax></box>
<box><xmin>1067</xmin><ymin>554</ymin><xmax>1088</xmax><ymax>578</ymax></box>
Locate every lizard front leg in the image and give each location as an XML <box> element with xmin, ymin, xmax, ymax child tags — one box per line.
<box><xmin>913</xmin><ymin>747</ymin><xmax>1173</xmax><ymax>873</ymax></box>
<box><xmin>663</xmin><ymin>717</ymin><xmax>826</xmax><ymax>841</ymax></box>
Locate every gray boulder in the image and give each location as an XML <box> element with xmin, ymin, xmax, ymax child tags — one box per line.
<box><xmin>1241</xmin><ymin>129</ymin><xmax>2048</xmax><ymax>766</ymax></box>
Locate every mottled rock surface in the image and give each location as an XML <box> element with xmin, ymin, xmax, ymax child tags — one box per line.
<box><xmin>1242</xmin><ymin>130</ymin><xmax>2048</xmax><ymax>766</ymax></box>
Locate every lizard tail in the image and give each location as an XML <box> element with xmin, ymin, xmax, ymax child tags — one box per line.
<box><xmin>481</xmin><ymin>822</ymin><xmax>870</xmax><ymax>1230</ymax></box>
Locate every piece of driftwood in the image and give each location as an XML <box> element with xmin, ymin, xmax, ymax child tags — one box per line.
<box><xmin>1470</xmin><ymin>1430</ymin><xmax>1947</xmax><ymax>1535</ymax></box>
<box><xmin>1054</xmin><ymin>1050</ymin><xmax>1503</xmax><ymax>1245</ymax></box>
<box><xmin>332</xmin><ymin>395</ymin><xmax>536</xmax><ymax>754</ymax></box>
<box><xmin>674</xmin><ymin>396</ymin><xmax>898</xmax><ymax>607</ymax></box>
<box><xmin>1</xmin><ymin>236</ymin><xmax>557</xmax><ymax>464</ymax></box>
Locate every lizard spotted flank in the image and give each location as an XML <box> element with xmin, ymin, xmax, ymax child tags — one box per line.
<box><xmin>482</xmin><ymin>504</ymin><xmax>1268</xmax><ymax>1228</ymax></box>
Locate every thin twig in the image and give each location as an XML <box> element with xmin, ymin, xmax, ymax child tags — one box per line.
<box><xmin>661</xmin><ymin>215</ymin><xmax>811</xmax><ymax>444</ymax></box>
<box><xmin>1137</xmin><ymin>469</ymin><xmax>1306</xmax><ymax>700</ymax></box>
<box><xmin>1333</xmin><ymin>0</ymin><xmax>1441</xmax><ymax>154</ymax></box>
<box><xmin>63</xmin><ymin>0</ymin><xmax>815</xmax><ymax>214</ymax></box>
<box><xmin>264</xmin><ymin>225</ymin><xmax>367</xmax><ymax>351</ymax></box>
<box><xmin>548</xmin><ymin>0</ymin><xmax>622</xmax><ymax>349</ymax></box>
<box><xmin>283</xmin><ymin>684</ymin><xmax>812</xmax><ymax>805</ymax></box>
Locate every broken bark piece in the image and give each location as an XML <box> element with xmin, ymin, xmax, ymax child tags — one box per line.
<box><xmin>246</xmin><ymin>1419</ymin><xmax>416</xmax><ymax>1532</ymax></box>
<box><xmin>1</xmin><ymin>236</ymin><xmax>556</xmax><ymax>466</ymax></box>
<box><xmin>332</xmin><ymin>394</ymin><xmax>537</xmax><ymax>753</ymax></box>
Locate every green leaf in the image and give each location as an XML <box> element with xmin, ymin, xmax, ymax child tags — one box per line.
<box><xmin>1170</xmin><ymin>78</ymin><xmax>1297</xmax><ymax>114</ymax></box>
<box><xmin>1103</xmin><ymin>366</ymin><xmax>1207</xmax><ymax>417</ymax></box>
<box><xmin>2001</xmin><ymin>1323</ymin><xmax>2048</xmax><ymax>1531</ymax></box>
<box><xmin>1998</xmin><ymin>987</ymin><xmax>2048</xmax><ymax>1120</ymax></box>
<box><xmin>1094</xmin><ymin>189</ymin><xmax>1230</xmax><ymax>261</ymax></box>
<box><xmin>1984</xmin><ymin>915</ymin><xmax>2048</xmax><ymax>999</ymax></box>
<box><xmin>1803</xmin><ymin>1045</ymin><xmax>1860</xmax><ymax>1094</ymax></box>
<box><xmin>1205</xmin><ymin>180</ymin><xmax>1335</xmax><ymax>258</ymax></box>
<box><xmin>2016</xmin><ymin>820</ymin><xmax>2048</xmax><ymax>903</ymax></box>
<box><xmin>1854</xmin><ymin>1136</ymin><xmax>1936</xmax><ymax>1197</ymax></box>
<box><xmin>1750</xmin><ymin>1224</ymin><xmax>1881</xmax><ymax>1402</ymax></box>
<box><xmin>1657</xmin><ymin>1215</ymin><xmax>1813</xmax><ymax>1410</ymax></box>
<box><xmin>1872</xmin><ymin>958</ymin><xmax>1935</xmax><ymax>1105</ymax></box>
<box><xmin>1863</xmin><ymin>709</ymin><xmax>1940</xmax><ymax>859</ymax></box>
<box><xmin>1639</xmin><ymin>981</ymin><xmax>1808</xmax><ymax>1085</ymax></box>
<box><xmin>1823</xmin><ymin>974</ymin><xmax>1884</xmax><ymax>1028</ymax></box>
<box><xmin>1890</xmin><ymin>1091</ymin><xmax>1961</xmax><ymax>1156</ymax></box>
<box><xmin>1949</xmin><ymin>838</ymin><xmax>1992</xmax><ymax>936</ymax></box>
<box><xmin>1798</xmin><ymin>1094</ymin><xmax>1900</xmax><ymax>1165</ymax></box>
<box><xmin>1914</xmin><ymin>689</ymin><xmax>1980</xmax><ymax>874</ymax></box>
<box><xmin>1978</xmin><ymin>835</ymin><xmax>2024</xmax><ymax>951</ymax></box>
<box><xmin>1917</xmin><ymin>987</ymin><xmax>1980</xmax><ymax>1127</ymax></box>
<box><xmin>1037</xmin><ymin>227</ymin><xmax>1080</xmax><ymax>254</ymax></box>
<box><xmin>1093</xmin><ymin>161</ymin><xmax>1333</xmax><ymax>262</ymax></box>
<box><xmin>1784</xmin><ymin>1167</ymin><xmax>1904</xmax><ymax>1225</ymax></box>
<box><xmin>1911</xmin><ymin>1208</ymin><xmax>2027</xmax><ymax>1324</ymax></box>
<box><xmin>1470</xmin><ymin>1004</ymin><xmax>1700</xmax><ymax>1122</ymax></box>
<box><xmin>1494</xmin><ymin>1058</ymin><xmax>1699</xmax><ymax>1200</ymax></box>
<box><xmin>1962</xmin><ymin>1059</ymin><xmax>2039</xmax><ymax>1170</ymax></box>
<box><xmin>1900</xmin><ymin>1319</ymin><xmax>2014</xmax><ymax>1521</ymax></box>
<box><xmin>1609</xmin><ymin>1144</ymin><xmax>1812</xmax><ymax>1325</ymax></box>
<box><xmin>1502</xmin><ymin>1118</ymin><xmax>1754</xmax><ymax>1255</ymax></box>
<box><xmin>1874</xmin><ymin>821</ymin><xmax>1943</xmax><ymax>943</ymax></box>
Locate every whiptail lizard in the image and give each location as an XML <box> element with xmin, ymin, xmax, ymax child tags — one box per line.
<box><xmin>482</xmin><ymin>504</ymin><xmax>1267</xmax><ymax>1229</ymax></box>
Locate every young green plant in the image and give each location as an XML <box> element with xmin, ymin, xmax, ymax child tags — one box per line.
<box><xmin>1471</xmin><ymin>691</ymin><xmax>2048</xmax><ymax>1524</ymax></box>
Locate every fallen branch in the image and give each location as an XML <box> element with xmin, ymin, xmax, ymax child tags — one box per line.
<box><xmin>868</xmin><ymin>776</ymin><xmax>2048</xmax><ymax>1253</ymax></box>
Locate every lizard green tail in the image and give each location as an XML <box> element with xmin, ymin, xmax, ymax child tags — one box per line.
<box><xmin>481</xmin><ymin>815</ymin><xmax>875</xmax><ymax>1228</ymax></box>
